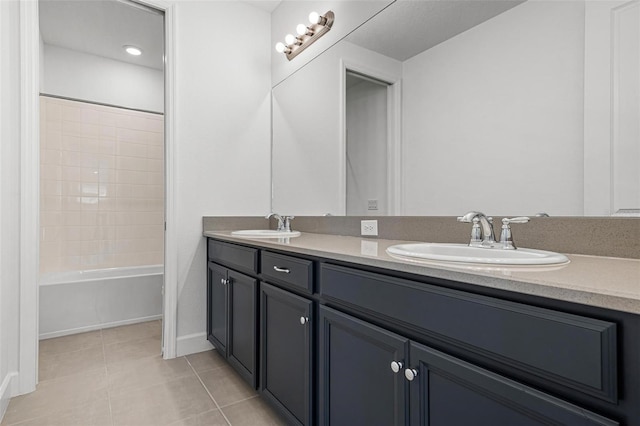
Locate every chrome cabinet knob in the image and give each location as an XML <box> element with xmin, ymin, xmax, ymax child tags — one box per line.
<box><xmin>390</xmin><ymin>361</ymin><xmax>403</xmax><ymax>373</ymax></box>
<box><xmin>404</xmin><ymin>368</ymin><xmax>418</xmax><ymax>381</ymax></box>
<box><xmin>300</xmin><ymin>316</ymin><xmax>309</xmax><ymax>325</ymax></box>
<box><xmin>220</xmin><ymin>278</ymin><xmax>227</xmax><ymax>285</ymax></box>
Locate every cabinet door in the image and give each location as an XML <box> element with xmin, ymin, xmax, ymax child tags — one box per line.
<box><xmin>408</xmin><ymin>341</ymin><xmax>618</xmax><ymax>426</ymax></box>
<box><xmin>319</xmin><ymin>306</ymin><xmax>408</xmax><ymax>426</ymax></box>
<box><xmin>207</xmin><ymin>262</ymin><xmax>228</xmax><ymax>355</ymax></box>
<box><xmin>227</xmin><ymin>270</ymin><xmax>258</xmax><ymax>388</ymax></box>
<box><xmin>260</xmin><ymin>283</ymin><xmax>313</xmax><ymax>426</ymax></box>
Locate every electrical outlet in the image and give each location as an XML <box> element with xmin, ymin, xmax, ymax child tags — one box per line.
<box><xmin>361</xmin><ymin>220</ymin><xmax>378</xmax><ymax>236</ymax></box>
<box><xmin>368</xmin><ymin>199</ymin><xmax>378</xmax><ymax>211</ymax></box>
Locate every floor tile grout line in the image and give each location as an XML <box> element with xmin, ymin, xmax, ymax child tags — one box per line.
<box><xmin>184</xmin><ymin>356</ymin><xmax>232</xmax><ymax>426</ymax></box>
<box><xmin>38</xmin><ymin>342</ymin><xmax>104</xmax><ymax>360</ymax></box>
<box><xmin>100</xmin><ymin>328</ymin><xmax>115</xmax><ymax>426</ymax></box>
<box><xmin>37</xmin><ymin>365</ymin><xmax>109</xmax><ymax>385</ymax></box>
<box><xmin>216</xmin><ymin>394</ymin><xmax>260</xmax><ymax>409</ymax></box>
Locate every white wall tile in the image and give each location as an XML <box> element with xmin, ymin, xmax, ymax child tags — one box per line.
<box><xmin>40</xmin><ymin>97</ymin><xmax>164</xmax><ymax>273</ymax></box>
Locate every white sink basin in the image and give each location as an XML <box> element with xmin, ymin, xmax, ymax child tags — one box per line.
<box><xmin>386</xmin><ymin>243</ymin><xmax>569</xmax><ymax>266</ymax></box>
<box><xmin>231</xmin><ymin>229</ymin><xmax>301</xmax><ymax>238</ymax></box>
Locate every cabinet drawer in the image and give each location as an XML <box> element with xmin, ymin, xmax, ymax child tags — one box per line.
<box><xmin>208</xmin><ymin>239</ymin><xmax>258</xmax><ymax>274</ymax></box>
<box><xmin>261</xmin><ymin>252</ymin><xmax>313</xmax><ymax>294</ymax></box>
<box><xmin>320</xmin><ymin>263</ymin><xmax>617</xmax><ymax>402</ymax></box>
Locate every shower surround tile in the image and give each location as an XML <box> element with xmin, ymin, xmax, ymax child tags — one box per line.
<box><xmin>39</xmin><ymin>96</ymin><xmax>164</xmax><ymax>274</ymax></box>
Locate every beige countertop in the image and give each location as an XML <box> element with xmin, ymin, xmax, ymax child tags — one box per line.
<box><xmin>203</xmin><ymin>230</ymin><xmax>640</xmax><ymax>315</ymax></box>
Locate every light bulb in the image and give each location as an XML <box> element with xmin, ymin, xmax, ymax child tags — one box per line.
<box><xmin>308</xmin><ymin>11</ymin><xmax>320</xmax><ymax>24</ymax></box>
<box><xmin>296</xmin><ymin>24</ymin><xmax>308</xmax><ymax>36</ymax></box>
<box><xmin>285</xmin><ymin>34</ymin><xmax>296</xmax><ymax>45</ymax></box>
<box><xmin>275</xmin><ymin>42</ymin><xmax>286</xmax><ymax>53</ymax></box>
<box><xmin>124</xmin><ymin>45</ymin><xmax>142</xmax><ymax>56</ymax></box>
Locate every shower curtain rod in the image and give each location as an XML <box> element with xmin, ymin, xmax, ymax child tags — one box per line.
<box><xmin>40</xmin><ymin>93</ymin><xmax>164</xmax><ymax>116</ymax></box>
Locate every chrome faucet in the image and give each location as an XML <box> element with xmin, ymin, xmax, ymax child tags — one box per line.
<box><xmin>266</xmin><ymin>213</ymin><xmax>295</xmax><ymax>232</ymax></box>
<box><xmin>458</xmin><ymin>211</ymin><xmax>531</xmax><ymax>250</ymax></box>
<box><xmin>457</xmin><ymin>211</ymin><xmax>496</xmax><ymax>248</ymax></box>
<box><xmin>266</xmin><ymin>213</ymin><xmax>284</xmax><ymax>231</ymax></box>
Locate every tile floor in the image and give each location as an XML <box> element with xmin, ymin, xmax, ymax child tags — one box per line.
<box><xmin>2</xmin><ymin>321</ymin><xmax>286</xmax><ymax>426</ymax></box>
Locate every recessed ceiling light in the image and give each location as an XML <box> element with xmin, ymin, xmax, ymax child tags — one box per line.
<box><xmin>124</xmin><ymin>45</ymin><xmax>142</xmax><ymax>56</ymax></box>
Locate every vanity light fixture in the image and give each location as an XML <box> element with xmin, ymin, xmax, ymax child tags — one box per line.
<box><xmin>123</xmin><ymin>45</ymin><xmax>142</xmax><ymax>56</ymax></box>
<box><xmin>274</xmin><ymin>10</ymin><xmax>335</xmax><ymax>61</ymax></box>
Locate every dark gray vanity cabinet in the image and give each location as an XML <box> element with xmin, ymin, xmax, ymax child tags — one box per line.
<box><xmin>260</xmin><ymin>283</ymin><xmax>314</xmax><ymax>426</ymax></box>
<box><xmin>320</xmin><ymin>263</ymin><xmax>623</xmax><ymax>426</ymax></box>
<box><xmin>407</xmin><ymin>341</ymin><xmax>617</xmax><ymax>426</ymax></box>
<box><xmin>318</xmin><ymin>305</ymin><xmax>617</xmax><ymax>426</ymax></box>
<box><xmin>226</xmin><ymin>269</ymin><xmax>258</xmax><ymax>387</ymax></box>
<box><xmin>207</xmin><ymin>240</ymin><xmax>259</xmax><ymax>388</ymax></box>
<box><xmin>205</xmin><ymin>237</ymin><xmax>638</xmax><ymax>425</ymax></box>
<box><xmin>207</xmin><ymin>261</ymin><xmax>228</xmax><ymax>354</ymax></box>
<box><xmin>318</xmin><ymin>306</ymin><xmax>408</xmax><ymax>426</ymax></box>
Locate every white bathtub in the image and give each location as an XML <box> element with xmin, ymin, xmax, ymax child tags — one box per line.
<box><xmin>39</xmin><ymin>265</ymin><xmax>163</xmax><ymax>339</ymax></box>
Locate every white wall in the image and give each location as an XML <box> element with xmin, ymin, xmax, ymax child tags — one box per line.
<box><xmin>271</xmin><ymin>0</ymin><xmax>392</xmax><ymax>86</ymax></box>
<box><xmin>0</xmin><ymin>0</ymin><xmax>22</xmax><ymax>416</ymax></box>
<box><xmin>272</xmin><ymin>40</ymin><xmax>401</xmax><ymax>216</ymax></box>
<box><xmin>173</xmin><ymin>1</ymin><xmax>271</xmax><ymax>351</ymax></box>
<box><xmin>42</xmin><ymin>44</ymin><xmax>164</xmax><ymax>113</ymax></box>
<box><xmin>402</xmin><ymin>1</ymin><xmax>585</xmax><ymax>216</ymax></box>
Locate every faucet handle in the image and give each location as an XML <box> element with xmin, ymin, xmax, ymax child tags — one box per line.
<box><xmin>500</xmin><ymin>217</ymin><xmax>530</xmax><ymax>250</ymax></box>
<box><xmin>502</xmin><ymin>216</ymin><xmax>530</xmax><ymax>224</ymax></box>
<box><xmin>469</xmin><ymin>217</ymin><xmax>482</xmax><ymax>247</ymax></box>
<box><xmin>283</xmin><ymin>216</ymin><xmax>295</xmax><ymax>232</ymax></box>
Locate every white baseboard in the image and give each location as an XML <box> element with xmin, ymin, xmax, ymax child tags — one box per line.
<box><xmin>39</xmin><ymin>315</ymin><xmax>163</xmax><ymax>340</ymax></box>
<box><xmin>0</xmin><ymin>372</ymin><xmax>18</xmax><ymax>423</ymax></box>
<box><xmin>175</xmin><ymin>332</ymin><xmax>213</xmax><ymax>357</ymax></box>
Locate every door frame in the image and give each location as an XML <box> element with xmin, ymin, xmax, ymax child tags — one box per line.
<box><xmin>18</xmin><ymin>0</ymin><xmax>177</xmax><ymax>395</ymax></box>
<box><xmin>583</xmin><ymin>0</ymin><xmax>639</xmax><ymax>216</ymax></box>
<box><xmin>339</xmin><ymin>59</ymin><xmax>402</xmax><ymax>216</ymax></box>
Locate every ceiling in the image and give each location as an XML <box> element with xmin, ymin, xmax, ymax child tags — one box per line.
<box><xmin>39</xmin><ymin>0</ymin><xmax>283</xmax><ymax>72</ymax></box>
<box><xmin>346</xmin><ymin>0</ymin><xmax>524</xmax><ymax>62</ymax></box>
<box><xmin>39</xmin><ymin>0</ymin><xmax>521</xmax><ymax>73</ymax></box>
<box><xmin>39</xmin><ymin>0</ymin><xmax>165</xmax><ymax>70</ymax></box>
<box><xmin>245</xmin><ymin>1</ymin><xmax>282</xmax><ymax>13</ymax></box>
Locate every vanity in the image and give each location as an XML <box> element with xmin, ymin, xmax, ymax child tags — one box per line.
<box><xmin>200</xmin><ymin>0</ymin><xmax>639</xmax><ymax>423</ymax></box>
<box><xmin>203</xmin><ymin>229</ymin><xmax>639</xmax><ymax>426</ymax></box>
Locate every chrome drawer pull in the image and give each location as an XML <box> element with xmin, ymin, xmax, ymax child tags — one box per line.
<box><xmin>273</xmin><ymin>266</ymin><xmax>291</xmax><ymax>274</ymax></box>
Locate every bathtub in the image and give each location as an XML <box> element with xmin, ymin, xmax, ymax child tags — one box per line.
<box><xmin>39</xmin><ymin>265</ymin><xmax>163</xmax><ymax>339</ymax></box>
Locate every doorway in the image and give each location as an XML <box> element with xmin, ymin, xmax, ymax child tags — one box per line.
<box><xmin>345</xmin><ymin>71</ymin><xmax>391</xmax><ymax>215</ymax></box>
<box><xmin>343</xmin><ymin>67</ymin><xmax>401</xmax><ymax>216</ymax></box>
<box><xmin>37</xmin><ymin>0</ymin><xmax>166</xmax><ymax>357</ymax></box>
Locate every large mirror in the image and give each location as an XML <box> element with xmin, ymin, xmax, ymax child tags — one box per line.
<box><xmin>272</xmin><ymin>0</ymin><xmax>639</xmax><ymax>217</ymax></box>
